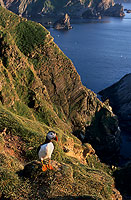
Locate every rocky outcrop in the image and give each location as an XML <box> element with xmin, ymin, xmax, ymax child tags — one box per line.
<box><xmin>99</xmin><ymin>74</ymin><xmax>131</xmax><ymax>133</ymax></box>
<box><xmin>105</xmin><ymin>3</ymin><xmax>125</xmax><ymax>17</ymax></box>
<box><xmin>54</xmin><ymin>14</ymin><xmax>72</xmax><ymax>30</ymax></box>
<box><xmin>82</xmin><ymin>8</ymin><xmax>101</xmax><ymax>19</ymax></box>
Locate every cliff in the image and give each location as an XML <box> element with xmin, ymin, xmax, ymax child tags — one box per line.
<box><xmin>0</xmin><ymin>0</ymin><xmax>124</xmax><ymax>20</ymax></box>
<box><xmin>99</xmin><ymin>74</ymin><xmax>131</xmax><ymax>133</ymax></box>
<box><xmin>0</xmin><ymin>6</ymin><xmax>122</xmax><ymax>199</ymax></box>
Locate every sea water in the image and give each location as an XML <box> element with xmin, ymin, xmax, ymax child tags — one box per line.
<box><xmin>49</xmin><ymin>3</ymin><xmax>131</xmax><ymax>94</ymax></box>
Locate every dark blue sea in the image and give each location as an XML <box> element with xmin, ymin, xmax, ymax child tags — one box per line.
<box><xmin>48</xmin><ymin>3</ymin><xmax>131</xmax><ymax>161</ymax></box>
<box><xmin>49</xmin><ymin>3</ymin><xmax>131</xmax><ymax>94</ymax></box>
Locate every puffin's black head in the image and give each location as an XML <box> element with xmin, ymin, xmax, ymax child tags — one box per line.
<box><xmin>47</xmin><ymin>131</ymin><xmax>58</xmax><ymax>142</ymax></box>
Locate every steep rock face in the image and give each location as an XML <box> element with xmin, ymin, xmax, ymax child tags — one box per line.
<box><xmin>99</xmin><ymin>74</ymin><xmax>131</xmax><ymax>133</ymax></box>
<box><xmin>1</xmin><ymin>0</ymin><xmax>125</xmax><ymax>19</ymax></box>
<box><xmin>84</xmin><ymin>107</ymin><xmax>121</xmax><ymax>164</ymax></box>
<box><xmin>0</xmin><ymin>6</ymin><xmax>104</xmax><ymax>132</ymax></box>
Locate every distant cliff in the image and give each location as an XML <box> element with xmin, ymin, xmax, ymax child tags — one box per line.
<box><xmin>99</xmin><ymin>74</ymin><xmax>131</xmax><ymax>133</ymax></box>
<box><xmin>0</xmin><ymin>0</ymin><xmax>124</xmax><ymax>19</ymax></box>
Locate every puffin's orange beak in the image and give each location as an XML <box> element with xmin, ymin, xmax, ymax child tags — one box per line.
<box><xmin>55</xmin><ymin>136</ymin><xmax>58</xmax><ymax>142</ymax></box>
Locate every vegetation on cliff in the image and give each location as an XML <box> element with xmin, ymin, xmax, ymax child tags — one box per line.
<box><xmin>0</xmin><ymin>6</ymin><xmax>122</xmax><ymax>199</ymax></box>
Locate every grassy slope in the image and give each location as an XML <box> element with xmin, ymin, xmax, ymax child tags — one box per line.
<box><xmin>0</xmin><ymin>103</ymin><xmax>114</xmax><ymax>199</ymax></box>
<box><xmin>0</xmin><ymin>6</ymin><xmax>120</xmax><ymax>199</ymax></box>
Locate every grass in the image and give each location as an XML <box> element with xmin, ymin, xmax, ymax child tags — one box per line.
<box><xmin>15</xmin><ymin>21</ymin><xmax>47</xmax><ymax>56</ymax></box>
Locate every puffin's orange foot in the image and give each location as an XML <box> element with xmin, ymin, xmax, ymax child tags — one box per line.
<box><xmin>42</xmin><ymin>164</ymin><xmax>47</xmax><ymax>171</ymax></box>
<box><xmin>47</xmin><ymin>164</ymin><xmax>53</xmax><ymax>170</ymax></box>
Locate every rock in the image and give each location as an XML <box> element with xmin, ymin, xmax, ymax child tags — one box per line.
<box><xmin>0</xmin><ymin>0</ymin><xmax>5</xmax><ymax>8</ymax></box>
<box><xmin>54</xmin><ymin>13</ymin><xmax>72</xmax><ymax>30</ymax></box>
<box><xmin>104</xmin><ymin>3</ymin><xmax>125</xmax><ymax>17</ymax></box>
<box><xmin>99</xmin><ymin>73</ymin><xmax>131</xmax><ymax>133</ymax></box>
<box><xmin>127</xmin><ymin>9</ymin><xmax>131</xmax><ymax>13</ymax></box>
<box><xmin>82</xmin><ymin>8</ymin><xmax>101</xmax><ymax>19</ymax></box>
<box><xmin>112</xmin><ymin>188</ymin><xmax>122</xmax><ymax>200</ymax></box>
<box><xmin>84</xmin><ymin>107</ymin><xmax>121</xmax><ymax>164</ymax></box>
<box><xmin>83</xmin><ymin>143</ymin><xmax>95</xmax><ymax>157</ymax></box>
<box><xmin>83</xmin><ymin>3</ymin><xmax>125</xmax><ymax>19</ymax></box>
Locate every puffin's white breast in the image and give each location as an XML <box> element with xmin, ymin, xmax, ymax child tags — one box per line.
<box><xmin>38</xmin><ymin>142</ymin><xmax>54</xmax><ymax>160</ymax></box>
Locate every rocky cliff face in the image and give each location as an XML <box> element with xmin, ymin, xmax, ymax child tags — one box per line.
<box><xmin>0</xmin><ymin>6</ymin><xmax>123</xmax><ymax>199</ymax></box>
<box><xmin>0</xmin><ymin>6</ymin><xmax>105</xmax><ymax>133</ymax></box>
<box><xmin>99</xmin><ymin>74</ymin><xmax>131</xmax><ymax>133</ymax></box>
<box><xmin>1</xmin><ymin>0</ymin><xmax>124</xmax><ymax>19</ymax></box>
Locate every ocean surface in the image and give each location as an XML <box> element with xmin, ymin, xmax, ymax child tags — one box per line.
<box><xmin>49</xmin><ymin>3</ymin><xmax>131</xmax><ymax>94</ymax></box>
<box><xmin>47</xmin><ymin>3</ymin><xmax>131</xmax><ymax>160</ymax></box>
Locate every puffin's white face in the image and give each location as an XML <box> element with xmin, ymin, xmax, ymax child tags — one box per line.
<box><xmin>47</xmin><ymin>131</ymin><xmax>58</xmax><ymax>141</ymax></box>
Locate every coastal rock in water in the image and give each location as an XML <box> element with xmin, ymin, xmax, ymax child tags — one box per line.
<box><xmin>54</xmin><ymin>13</ymin><xmax>72</xmax><ymax>30</ymax></box>
<box><xmin>126</xmin><ymin>9</ymin><xmax>131</xmax><ymax>13</ymax></box>
<box><xmin>104</xmin><ymin>3</ymin><xmax>125</xmax><ymax>17</ymax></box>
<box><xmin>82</xmin><ymin>8</ymin><xmax>101</xmax><ymax>19</ymax></box>
<box><xmin>99</xmin><ymin>73</ymin><xmax>131</xmax><ymax>132</ymax></box>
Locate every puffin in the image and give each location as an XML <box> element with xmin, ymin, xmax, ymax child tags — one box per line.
<box><xmin>37</xmin><ymin>131</ymin><xmax>58</xmax><ymax>171</ymax></box>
